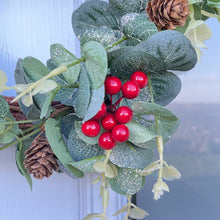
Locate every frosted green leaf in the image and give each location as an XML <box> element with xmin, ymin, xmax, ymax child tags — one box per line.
<box><xmin>22</xmin><ymin>57</ymin><xmax>50</xmax><ymax>82</ymax></box>
<box><xmin>162</xmin><ymin>165</ymin><xmax>181</xmax><ymax>181</ymax></box>
<box><xmin>83</xmin><ymin>85</ymin><xmax>105</xmax><ymax>122</ymax></box>
<box><xmin>110</xmin><ymin>48</ymin><xmax>165</xmax><ymax>80</ymax></box>
<box><xmin>109</xmin><ymin>142</ymin><xmax>153</xmax><ymax>169</ymax></box>
<box><xmin>126</xmin><ymin>120</ymin><xmax>156</xmax><ymax>146</ymax></box>
<box><xmin>120</xmin><ymin>13</ymin><xmax>157</xmax><ymax>46</ymax></box>
<box><xmin>72</xmin><ymin>0</ymin><xmax>118</xmax><ymax>39</ymax></box>
<box><xmin>82</xmin><ymin>41</ymin><xmax>108</xmax><ymax>89</ymax></box>
<box><xmin>50</xmin><ymin>44</ymin><xmax>81</xmax><ymax>84</ymax></box>
<box><xmin>69</xmin><ymin>155</ymin><xmax>105</xmax><ymax>173</ymax></box>
<box><xmin>16</xmin><ymin>137</ymin><xmax>33</xmax><ymax>190</ymax></box>
<box><xmin>129</xmin><ymin>207</ymin><xmax>149</xmax><ymax>219</ymax></box>
<box><xmin>109</xmin><ymin>167</ymin><xmax>145</xmax><ymax>195</ymax></box>
<box><xmin>189</xmin><ymin>0</ymin><xmax>202</xmax><ymax>3</ymax></box>
<box><xmin>207</xmin><ymin>0</ymin><xmax>220</xmax><ymax>7</ymax></box>
<box><xmin>67</xmin><ymin>123</ymin><xmax>104</xmax><ymax>161</ymax></box>
<box><xmin>0</xmin><ymin>118</ymin><xmax>6</xmax><ymax>134</ymax></box>
<box><xmin>75</xmin><ymin>65</ymin><xmax>90</xmax><ymax>119</ymax></box>
<box><xmin>0</xmin><ymin>95</ymin><xmax>9</xmax><ymax>117</ymax></box>
<box><xmin>135</xmin><ymin>30</ymin><xmax>197</xmax><ymax>71</ymax></box>
<box><xmin>45</xmin><ymin>118</ymin><xmax>84</xmax><ymax>178</ymax></box>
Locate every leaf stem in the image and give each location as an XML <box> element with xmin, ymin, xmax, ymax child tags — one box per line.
<box><xmin>67</xmin><ymin>57</ymin><xmax>86</xmax><ymax>68</ymax></box>
<box><xmin>4</xmin><ymin>118</ymin><xmax>41</xmax><ymax>125</ymax></box>
<box><xmin>105</xmin><ymin>35</ymin><xmax>127</xmax><ymax>50</ymax></box>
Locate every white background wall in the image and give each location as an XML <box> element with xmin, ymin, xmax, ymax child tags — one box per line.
<box><xmin>0</xmin><ymin>1</ymin><xmax>126</xmax><ymax>220</ymax></box>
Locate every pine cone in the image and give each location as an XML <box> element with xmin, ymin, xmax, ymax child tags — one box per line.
<box><xmin>23</xmin><ymin>136</ymin><xmax>59</xmax><ymax>179</ymax></box>
<box><xmin>146</xmin><ymin>0</ymin><xmax>189</xmax><ymax>30</ymax></box>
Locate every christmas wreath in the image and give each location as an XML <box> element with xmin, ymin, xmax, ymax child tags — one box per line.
<box><xmin>0</xmin><ymin>0</ymin><xmax>219</xmax><ymax>219</ymax></box>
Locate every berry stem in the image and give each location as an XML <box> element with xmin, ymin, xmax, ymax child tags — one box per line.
<box><xmin>113</xmin><ymin>96</ymin><xmax>124</xmax><ymax>108</ymax></box>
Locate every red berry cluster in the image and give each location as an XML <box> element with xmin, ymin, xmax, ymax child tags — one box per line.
<box><xmin>81</xmin><ymin>71</ymin><xmax>148</xmax><ymax>150</ymax></box>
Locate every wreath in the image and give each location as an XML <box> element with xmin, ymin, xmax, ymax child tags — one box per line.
<box><xmin>0</xmin><ymin>0</ymin><xmax>219</xmax><ymax>219</ymax></box>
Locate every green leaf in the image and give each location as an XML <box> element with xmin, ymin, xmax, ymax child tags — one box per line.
<box><xmin>109</xmin><ymin>142</ymin><xmax>153</xmax><ymax>169</ymax></box>
<box><xmin>109</xmin><ymin>167</ymin><xmax>145</xmax><ymax>195</ymax></box>
<box><xmin>0</xmin><ymin>95</ymin><xmax>9</xmax><ymax>117</ymax></box>
<box><xmin>67</xmin><ymin>123</ymin><xmax>104</xmax><ymax>161</ymax></box>
<box><xmin>207</xmin><ymin>0</ymin><xmax>220</xmax><ymax>7</ymax></box>
<box><xmin>189</xmin><ymin>0</ymin><xmax>202</xmax><ymax>3</ymax></box>
<box><xmin>135</xmin><ymin>30</ymin><xmax>197</xmax><ymax>71</ymax></box>
<box><xmin>47</xmin><ymin>59</ymin><xmax>57</xmax><ymax>71</ymax></box>
<box><xmin>50</xmin><ymin>44</ymin><xmax>81</xmax><ymax>84</ymax></box>
<box><xmin>82</xmin><ymin>41</ymin><xmax>108</xmax><ymax>89</ymax></box>
<box><xmin>40</xmin><ymin>87</ymin><xmax>60</xmax><ymax>119</ymax></box>
<box><xmin>72</xmin><ymin>0</ymin><xmax>118</xmax><ymax>39</ymax></box>
<box><xmin>69</xmin><ymin>155</ymin><xmax>105</xmax><ymax>173</ymax></box>
<box><xmin>45</xmin><ymin>118</ymin><xmax>84</xmax><ymax>178</ymax></box>
<box><xmin>0</xmin><ymin>118</ymin><xmax>5</xmax><ymax>134</ymax></box>
<box><xmin>123</xmin><ymin>71</ymin><xmax>181</xmax><ymax>107</ymax></box>
<box><xmin>75</xmin><ymin>65</ymin><xmax>90</xmax><ymax>119</ymax></box>
<box><xmin>120</xmin><ymin>13</ymin><xmax>157</xmax><ymax>46</ymax></box>
<box><xmin>80</xmin><ymin>26</ymin><xmax>124</xmax><ymax>48</ymax></box>
<box><xmin>83</xmin><ymin>85</ymin><xmax>105</xmax><ymax>122</ymax></box>
<box><xmin>22</xmin><ymin>57</ymin><xmax>50</xmax><ymax>82</ymax></box>
<box><xmin>110</xmin><ymin>48</ymin><xmax>165</xmax><ymax>80</ymax></box>
<box><xmin>61</xmin><ymin>114</ymin><xmax>77</xmax><ymax>138</ymax></box>
<box><xmin>16</xmin><ymin>138</ymin><xmax>33</xmax><ymax>190</ymax></box>
<box><xmin>109</xmin><ymin>0</ymin><xmax>149</xmax><ymax>15</ymax></box>
<box><xmin>126</xmin><ymin>120</ymin><xmax>156</xmax><ymax>146</ymax></box>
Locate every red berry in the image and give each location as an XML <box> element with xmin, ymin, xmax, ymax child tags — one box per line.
<box><xmin>112</xmin><ymin>124</ymin><xmax>130</xmax><ymax>143</ymax></box>
<box><xmin>81</xmin><ymin>120</ymin><xmax>100</xmax><ymax>137</ymax></box>
<box><xmin>101</xmin><ymin>114</ymin><xmax>117</xmax><ymax>131</ymax></box>
<box><xmin>122</xmin><ymin>81</ymin><xmax>140</xmax><ymax>99</ymax></box>
<box><xmin>92</xmin><ymin>103</ymin><xmax>107</xmax><ymax>120</ymax></box>
<box><xmin>130</xmin><ymin>71</ymin><xmax>148</xmax><ymax>89</ymax></box>
<box><xmin>115</xmin><ymin>106</ymin><xmax>133</xmax><ymax>124</ymax></box>
<box><xmin>99</xmin><ymin>132</ymin><xmax>116</xmax><ymax>150</ymax></box>
<box><xmin>105</xmin><ymin>76</ymin><xmax>122</xmax><ymax>95</ymax></box>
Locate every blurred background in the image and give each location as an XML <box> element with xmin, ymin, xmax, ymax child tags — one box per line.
<box><xmin>0</xmin><ymin>1</ymin><xmax>220</xmax><ymax>220</ymax></box>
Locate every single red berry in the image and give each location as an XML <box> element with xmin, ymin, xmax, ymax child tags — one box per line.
<box><xmin>99</xmin><ymin>132</ymin><xmax>116</xmax><ymax>150</ymax></box>
<box><xmin>101</xmin><ymin>113</ymin><xmax>117</xmax><ymax>131</ymax></box>
<box><xmin>81</xmin><ymin>120</ymin><xmax>100</xmax><ymax>137</ymax></box>
<box><xmin>130</xmin><ymin>71</ymin><xmax>148</xmax><ymax>89</ymax></box>
<box><xmin>92</xmin><ymin>103</ymin><xmax>107</xmax><ymax>120</ymax></box>
<box><xmin>115</xmin><ymin>106</ymin><xmax>133</xmax><ymax>124</ymax></box>
<box><xmin>105</xmin><ymin>76</ymin><xmax>122</xmax><ymax>95</ymax></box>
<box><xmin>122</xmin><ymin>81</ymin><xmax>140</xmax><ymax>99</ymax></box>
<box><xmin>111</xmin><ymin>124</ymin><xmax>130</xmax><ymax>143</ymax></box>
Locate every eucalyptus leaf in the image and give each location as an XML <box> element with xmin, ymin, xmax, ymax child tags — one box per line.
<box><xmin>0</xmin><ymin>118</ymin><xmax>5</xmax><ymax>134</ymax></box>
<box><xmin>0</xmin><ymin>95</ymin><xmax>9</xmax><ymax>117</ymax></box>
<box><xmin>135</xmin><ymin>30</ymin><xmax>197</xmax><ymax>71</ymax></box>
<box><xmin>120</xmin><ymin>13</ymin><xmax>157</xmax><ymax>45</ymax></box>
<box><xmin>82</xmin><ymin>41</ymin><xmax>108</xmax><ymax>89</ymax></box>
<box><xmin>126</xmin><ymin>120</ymin><xmax>156</xmax><ymax>146</ymax></box>
<box><xmin>15</xmin><ymin>137</ymin><xmax>33</xmax><ymax>190</ymax></box>
<box><xmin>61</xmin><ymin>114</ymin><xmax>77</xmax><ymax>138</ymax></box>
<box><xmin>45</xmin><ymin>118</ymin><xmax>84</xmax><ymax>178</ymax></box>
<box><xmin>50</xmin><ymin>44</ymin><xmax>81</xmax><ymax>84</ymax></box>
<box><xmin>47</xmin><ymin>58</ymin><xmax>57</xmax><ymax>71</ymax></box>
<box><xmin>75</xmin><ymin>65</ymin><xmax>90</xmax><ymax>119</ymax></box>
<box><xmin>83</xmin><ymin>85</ymin><xmax>105</xmax><ymax>122</ymax></box>
<box><xmin>67</xmin><ymin>123</ymin><xmax>104</xmax><ymax>161</ymax></box>
<box><xmin>207</xmin><ymin>0</ymin><xmax>220</xmax><ymax>7</ymax></box>
<box><xmin>109</xmin><ymin>142</ymin><xmax>153</xmax><ymax>169</ymax></box>
<box><xmin>109</xmin><ymin>167</ymin><xmax>145</xmax><ymax>195</ymax></box>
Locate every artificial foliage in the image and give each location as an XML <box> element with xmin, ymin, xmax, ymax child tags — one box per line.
<box><xmin>0</xmin><ymin>0</ymin><xmax>220</xmax><ymax>219</ymax></box>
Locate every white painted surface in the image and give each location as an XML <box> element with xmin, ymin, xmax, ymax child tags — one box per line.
<box><xmin>0</xmin><ymin>1</ymin><xmax>126</xmax><ymax>219</ymax></box>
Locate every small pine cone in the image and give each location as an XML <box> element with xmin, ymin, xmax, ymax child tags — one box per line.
<box><xmin>146</xmin><ymin>0</ymin><xmax>189</xmax><ymax>30</ymax></box>
<box><xmin>23</xmin><ymin>136</ymin><xmax>59</xmax><ymax>180</ymax></box>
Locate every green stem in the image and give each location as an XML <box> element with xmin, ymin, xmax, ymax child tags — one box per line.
<box><xmin>105</xmin><ymin>35</ymin><xmax>127</xmax><ymax>50</ymax></box>
<box><xmin>124</xmin><ymin>195</ymin><xmax>132</xmax><ymax>220</ymax></box>
<box><xmin>20</xmin><ymin>121</ymin><xmax>45</xmax><ymax>136</ymax></box>
<box><xmin>4</xmin><ymin>118</ymin><xmax>41</xmax><ymax>125</ymax></box>
<box><xmin>0</xmin><ymin>128</ymin><xmax>41</xmax><ymax>151</ymax></box>
<box><xmin>67</xmin><ymin>56</ymin><xmax>86</xmax><ymax>68</ymax></box>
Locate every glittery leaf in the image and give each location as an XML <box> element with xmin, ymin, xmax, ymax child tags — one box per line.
<box><xmin>50</xmin><ymin>44</ymin><xmax>81</xmax><ymax>85</ymax></box>
<box><xmin>75</xmin><ymin>65</ymin><xmax>90</xmax><ymax>119</ymax></box>
<box><xmin>110</xmin><ymin>48</ymin><xmax>166</xmax><ymax>80</ymax></box>
<box><xmin>61</xmin><ymin>114</ymin><xmax>77</xmax><ymax>139</ymax></box>
<box><xmin>109</xmin><ymin>167</ymin><xmax>145</xmax><ymax>195</ymax></box>
<box><xmin>72</xmin><ymin>0</ymin><xmax>118</xmax><ymax>39</ymax></box>
<box><xmin>0</xmin><ymin>95</ymin><xmax>9</xmax><ymax>117</ymax></box>
<box><xmin>69</xmin><ymin>155</ymin><xmax>105</xmax><ymax>173</ymax></box>
<box><xmin>83</xmin><ymin>85</ymin><xmax>105</xmax><ymax>122</ymax></box>
<box><xmin>109</xmin><ymin>142</ymin><xmax>153</xmax><ymax>169</ymax></box>
<box><xmin>120</xmin><ymin>13</ymin><xmax>157</xmax><ymax>46</ymax></box>
<box><xmin>109</xmin><ymin>0</ymin><xmax>149</xmax><ymax>15</ymax></box>
<box><xmin>82</xmin><ymin>41</ymin><xmax>108</xmax><ymax>89</ymax></box>
<box><xmin>45</xmin><ymin>118</ymin><xmax>84</xmax><ymax>178</ymax></box>
<box><xmin>135</xmin><ymin>30</ymin><xmax>197</xmax><ymax>71</ymax></box>
<box><xmin>80</xmin><ymin>26</ymin><xmax>124</xmax><ymax>49</ymax></box>
<box><xmin>126</xmin><ymin>120</ymin><xmax>156</xmax><ymax>146</ymax></box>
<box><xmin>67</xmin><ymin>122</ymin><xmax>104</xmax><ymax>161</ymax></box>
<box><xmin>0</xmin><ymin>118</ymin><xmax>5</xmax><ymax>134</ymax></box>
